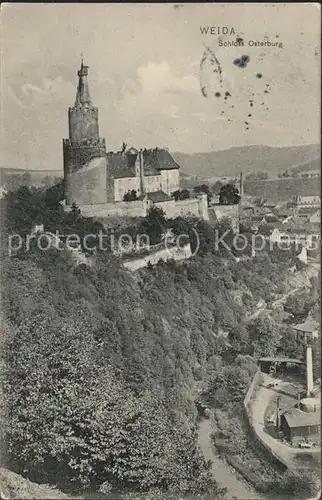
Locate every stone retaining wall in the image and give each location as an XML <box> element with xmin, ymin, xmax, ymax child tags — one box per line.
<box><xmin>123</xmin><ymin>244</ymin><xmax>192</xmax><ymax>272</ymax></box>
<box><xmin>243</xmin><ymin>368</ymin><xmax>288</xmax><ymax>471</ymax></box>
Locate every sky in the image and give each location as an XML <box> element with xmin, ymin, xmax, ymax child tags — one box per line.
<box><xmin>1</xmin><ymin>2</ymin><xmax>321</xmax><ymax>171</ymax></box>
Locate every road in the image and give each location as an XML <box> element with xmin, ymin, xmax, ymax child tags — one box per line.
<box><xmin>198</xmin><ymin>418</ymin><xmax>261</xmax><ymax>499</ymax></box>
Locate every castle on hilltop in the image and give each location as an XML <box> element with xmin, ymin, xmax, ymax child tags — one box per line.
<box><xmin>63</xmin><ymin>61</ymin><xmax>209</xmax><ymax>220</ymax></box>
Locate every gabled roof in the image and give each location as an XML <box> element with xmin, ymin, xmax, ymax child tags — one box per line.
<box><xmin>263</xmin><ymin>202</ymin><xmax>276</xmax><ymax>208</ymax></box>
<box><xmin>106</xmin><ymin>151</ymin><xmax>160</xmax><ymax>178</ymax></box>
<box><xmin>147</xmin><ymin>190</ymin><xmax>173</xmax><ymax>203</ymax></box>
<box><xmin>144</xmin><ymin>148</ymin><xmax>180</xmax><ymax>171</ymax></box>
<box><xmin>297</xmin><ymin>207</ymin><xmax>319</xmax><ymax>216</ymax></box>
<box><xmin>107</xmin><ymin>152</ymin><xmax>135</xmax><ymax>179</ymax></box>
<box><xmin>251</xmin><ymin>215</ymin><xmax>266</xmax><ymax>222</ymax></box>
<box><xmin>273</xmin><ymin>222</ymin><xmax>320</xmax><ymax>235</ymax></box>
<box><xmin>282</xmin><ymin>407</ymin><xmax>320</xmax><ymax>428</ymax></box>
<box><xmin>144</xmin><ymin>162</ymin><xmax>160</xmax><ymax>176</ymax></box>
<box><xmin>293</xmin><ymin>320</ymin><xmax>319</xmax><ymax>333</ymax></box>
<box><xmin>259</xmin><ymin>356</ymin><xmax>303</xmax><ymax>364</ymax></box>
<box><xmin>265</xmin><ymin>214</ymin><xmax>279</xmax><ymax>222</ymax></box>
<box><xmin>274</xmin><ymin>210</ymin><xmax>293</xmax><ymax>218</ymax></box>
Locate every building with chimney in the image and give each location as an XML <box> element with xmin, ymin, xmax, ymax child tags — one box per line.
<box><xmin>63</xmin><ymin>60</ymin><xmax>209</xmax><ymax>220</ymax></box>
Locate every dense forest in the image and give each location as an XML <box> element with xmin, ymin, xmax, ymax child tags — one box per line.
<box><xmin>0</xmin><ymin>184</ymin><xmax>320</xmax><ymax>498</ymax></box>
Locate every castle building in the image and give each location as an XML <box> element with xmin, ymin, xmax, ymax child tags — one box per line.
<box><xmin>63</xmin><ymin>61</ymin><xmax>182</xmax><ymax>210</ymax></box>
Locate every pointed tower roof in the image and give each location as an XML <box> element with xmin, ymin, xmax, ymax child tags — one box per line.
<box><xmin>75</xmin><ymin>59</ymin><xmax>92</xmax><ymax>106</ymax></box>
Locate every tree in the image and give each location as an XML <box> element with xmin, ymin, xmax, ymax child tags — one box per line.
<box><xmin>139</xmin><ymin>206</ymin><xmax>167</xmax><ymax>245</ymax></box>
<box><xmin>4</xmin><ymin>185</ymin><xmax>45</xmax><ymax>233</ymax></box>
<box><xmin>22</xmin><ymin>171</ymin><xmax>32</xmax><ymax>186</ymax></box>
<box><xmin>3</xmin><ymin>306</ymin><xmax>218</xmax><ymax>494</ymax></box>
<box><xmin>123</xmin><ymin>189</ymin><xmax>139</xmax><ymax>201</ymax></box>
<box><xmin>277</xmin><ymin>325</ymin><xmax>300</xmax><ymax>358</ymax></box>
<box><xmin>284</xmin><ymin>292</ymin><xmax>315</xmax><ymax>320</ymax></box>
<box><xmin>219</xmin><ymin>184</ymin><xmax>240</xmax><ymax>205</ymax></box>
<box><xmin>171</xmin><ymin>189</ymin><xmax>190</xmax><ymax>201</ymax></box>
<box><xmin>247</xmin><ymin>314</ymin><xmax>280</xmax><ymax>357</ymax></box>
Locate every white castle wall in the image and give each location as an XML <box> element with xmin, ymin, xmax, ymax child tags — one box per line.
<box><xmin>123</xmin><ymin>244</ymin><xmax>192</xmax><ymax>272</ymax></box>
<box><xmin>77</xmin><ymin>194</ymin><xmax>209</xmax><ymax>221</ymax></box>
<box><xmin>80</xmin><ymin>200</ymin><xmax>146</xmax><ymax>218</ymax></box>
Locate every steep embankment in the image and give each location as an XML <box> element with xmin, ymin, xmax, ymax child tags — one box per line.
<box><xmin>0</xmin><ymin>468</ymin><xmax>73</xmax><ymax>499</ymax></box>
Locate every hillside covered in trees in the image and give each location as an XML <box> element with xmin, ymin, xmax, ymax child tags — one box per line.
<box><xmin>0</xmin><ymin>184</ymin><xmax>320</xmax><ymax>498</ymax></box>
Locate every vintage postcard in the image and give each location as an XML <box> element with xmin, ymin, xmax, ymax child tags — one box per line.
<box><xmin>0</xmin><ymin>3</ymin><xmax>321</xmax><ymax>500</ymax></box>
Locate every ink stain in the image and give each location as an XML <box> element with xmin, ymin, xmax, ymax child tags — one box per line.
<box><xmin>225</xmin><ymin>91</ymin><xmax>232</xmax><ymax>97</ymax></box>
<box><xmin>215</xmin><ymin>92</ymin><xmax>221</xmax><ymax>97</ymax></box>
<box><xmin>248</xmin><ymin>114</ymin><xmax>252</xmax><ymax>117</ymax></box>
<box><xmin>256</xmin><ymin>73</ymin><xmax>263</xmax><ymax>78</ymax></box>
<box><xmin>264</xmin><ymin>90</ymin><xmax>269</xmax><ymax>94</ymax></box>
<box><xmin>233</xmin><ymin>54</ymin><xmax>250</xmax><ymax>69</ymax></box>
<box><xmin>236</xmin><ymin>37</ymin><xmax>244</xmax><ymax>44</ymax></box>
<box><xmin>245</xmin><ymin>122</ymin><xmax>249</xmax><ymax>125</ymax></box>
<box><xmin>201</xmin><ymin>86</ymin><xmax>208</xmax><ymax>97</ymax></box>
<box><xmin>250</xmin><ymin>103</ymin><xmax>253</xmax><ymax>107</ymax></box>
<box><xmin>241</xmin><ymin>55</ymin><xmax>250</xmax><ymax>63</ymax></box>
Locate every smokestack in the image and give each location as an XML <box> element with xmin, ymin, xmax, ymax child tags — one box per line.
<box><xmin>297</xmin><ymin>392</ymin><xmax>301</xmax><ymax>409</ymax></box>
<box><xmin>139</xmin><ymin>149</ymin><xmax>145</xmax><ymax>196</ymax></box>
<box><xmin>276</xmin><ymin>396</ymin><xmax>280</xmax><ymax>430</ymax></box>
<box><xmin>239</xmin><ymin>172</ymin><xmax>244</xmax><ymax>198</ymax></box>
<box><xmin>306</xmin><ymin>345</ymin><xmax>314</xmax><ymax>397</ymax></box>
<box><xmin>238</xmin><ymin>172</ymin><xmax>243</xmax><ymax>228</ymax></box>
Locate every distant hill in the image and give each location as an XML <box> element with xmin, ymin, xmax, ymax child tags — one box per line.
<box><xmin>173</xmin><ymin>144</ymin><xmax>320</xmax><ymax>179</ymax></box>
<box><xmin>289</xmin><ymin>158</ymin><xmax>320</xmax><ymax>175</ymax></box>
<box><xmin>244</xmin><ymin>177</ymin><xmax>320</xmax><ymax>201</ymax></box>
<box><xmin>0</xmin><ymin>168</ymin><xmax>63</xmax><ymax>189</ymax></box>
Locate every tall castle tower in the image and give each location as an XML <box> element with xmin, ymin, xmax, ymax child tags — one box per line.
<box><xmin>63</xmin><ymin>60</ymin><xmax>107</xmax><ymax>206</ymax></box>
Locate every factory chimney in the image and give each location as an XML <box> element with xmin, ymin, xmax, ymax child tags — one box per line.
<box><xmin>297</xmin><ymin>392</ymin><xmax>301</xmax><ymax>409</ymax></box>
<box><xmin>139</xmin><ymin>149</ymin><xmax>145</xmax><ymax>197</ymax></box>
<box><xmin>238</xmin><ymin>172</ymin><xmax>244</xmax><ymax>231</ymax></box>
<box><xmin>306</xmin><ymin>345</ymin><xmax>314</xmax><ymax>397</ymax></box>
<box><xmin>239</xmin><ymin>172</ymin><xmax>244</xmax><ymax>198</ymax></box>
<box><xmin>276</xmin><ymin>396</ymin><xmax>281</xmax><ymax>431</ymax></box>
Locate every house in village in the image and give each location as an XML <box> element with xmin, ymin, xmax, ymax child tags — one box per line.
<box><xmin>292</xmin><ymin>195</ymin><xmax>320</xmax><ymax>209</ymax></box>
<box><xmin>280</xmin><ymin>408</ymin><xmax>321</xmax><ymax>446</ymax></box>
<box><xmin>269</xmin><ymin>226</ymin><xmax>320</xmax><ymax>249</ymax></box>
<box><xmin>293</xmin><ymin>319</ymin><xmax>320</xmax><ymax>344</ymax></box>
